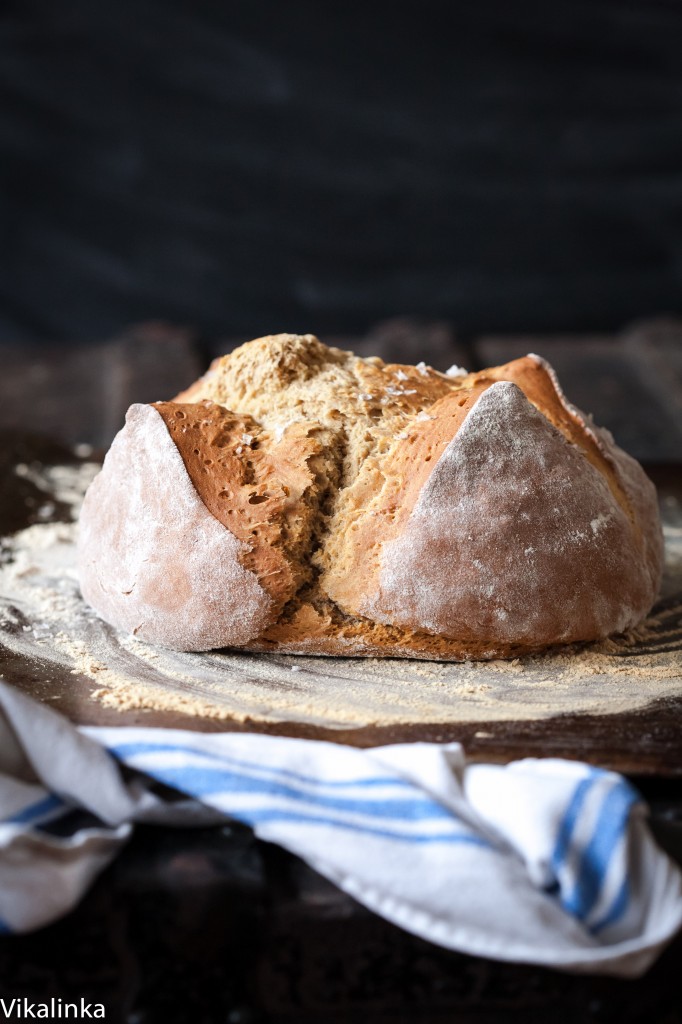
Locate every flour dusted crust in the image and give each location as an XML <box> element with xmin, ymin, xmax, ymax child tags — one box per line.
<box><xmin>360</xmin><ymin>383</ymin><xmax>658</xmax><ymax>648</ymax></box>
<box><xmin>78</xmin><ymin>404</ymin><xmax>273</xmax><ymax>651</ymax></box>
<box><xmin>78</xmin><ymin>335</ymin><xmax>664</xmax><ymax>658</ymax></box>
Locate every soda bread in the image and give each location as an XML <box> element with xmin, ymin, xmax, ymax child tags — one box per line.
<box><xmin>78</xmin><ymin>334</ymin><xmax>663</xmax><ymax>659</ymax></box>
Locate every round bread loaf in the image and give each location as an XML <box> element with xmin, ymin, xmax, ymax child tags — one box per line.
<box><xmin>78</xmin><ymin>334</ymin><xmax>663</xmax><ymax>659</ymax></box>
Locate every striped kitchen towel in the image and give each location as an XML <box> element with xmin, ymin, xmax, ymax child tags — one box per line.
<box><xmin>0</xmin><ymin>681</ymin><xmax>680</xmax><ymax>977</ymax></box>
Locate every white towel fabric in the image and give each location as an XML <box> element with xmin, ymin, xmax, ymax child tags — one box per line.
<box><xmin>0</xmin><ymin>681</ymin><xmax>680</xmax><ymax>977</ymax></box>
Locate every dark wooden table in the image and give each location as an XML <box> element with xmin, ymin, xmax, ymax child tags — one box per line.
<box><xmin>1</xmin><ymin>320</ymin><xmax>681</xmax><ymax>1023</ymax></box>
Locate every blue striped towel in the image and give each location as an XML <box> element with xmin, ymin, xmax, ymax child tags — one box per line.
<box><xmin>0</xmin><ymin>681</ymin><xmax>680</xmax><ymax>976</ymax></box>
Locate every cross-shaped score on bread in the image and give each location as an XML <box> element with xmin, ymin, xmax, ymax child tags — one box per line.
<box><xmin>78</xmin><ymin>334</ymin><xmax>663</xmax><ymax>658</ymax></box>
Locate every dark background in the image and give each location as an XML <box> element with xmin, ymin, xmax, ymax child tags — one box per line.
<box><xmin>1</xmin><ymin>0</ymin><xmax>681</xmax><ymax>344</ymax></box>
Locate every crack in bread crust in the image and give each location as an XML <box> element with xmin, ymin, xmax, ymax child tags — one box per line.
<box><xmin>155</xmin><ymin>400</ymin><xmax>342</xmax><ymax>624</ymax></box>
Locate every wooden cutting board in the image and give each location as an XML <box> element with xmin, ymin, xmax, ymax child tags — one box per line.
<box><xmin>1</xmin><ymin>433</ymin><xmax>680</xmax><ymax>775</ymax></box>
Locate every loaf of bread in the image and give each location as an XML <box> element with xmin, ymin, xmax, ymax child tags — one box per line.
<box><xmin>78</xmin><ymin>334</ymin><xmax>663</xmax><ymax>660</ymax></box>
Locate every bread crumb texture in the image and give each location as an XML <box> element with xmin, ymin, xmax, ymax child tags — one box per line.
<box><xmin>78</xmin><ymin>333</ymin><xmax>663</xmax><ymax>657</ymax></box>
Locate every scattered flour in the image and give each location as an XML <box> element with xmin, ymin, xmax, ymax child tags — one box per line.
<box><xmin>0</xmin><ymin>459</ymin><xmax>680</xmax><ymax>729</ymax></box>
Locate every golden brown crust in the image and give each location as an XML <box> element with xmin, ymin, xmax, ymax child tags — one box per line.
<box><xmin>319</xmin><ymin>354</ymin><xmax>640</xmax><ymax>621</ymax></box>
<box><xmin>361</xmin><ymin>381</ymin><xmax>658</xmax><ymax>648</ymax></box>
<box><xmin>154</xmin><ymin>400</ymin><xmax>337</xmax><ymax>620</ymax></box>
<box><xmin>79</xmin><ymin>334</ymin><xmax>664</xmax><ymax>658</ymax></box>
